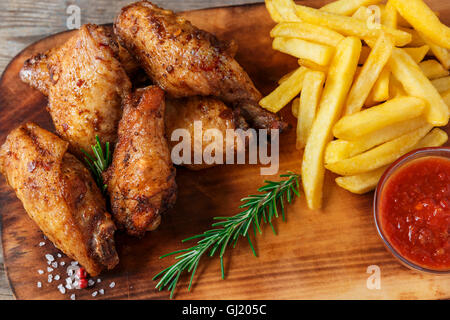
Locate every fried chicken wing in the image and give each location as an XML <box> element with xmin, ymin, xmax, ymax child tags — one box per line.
<box><xmin>114</xmin><ymin>1</ymin><xmax>286</xmax><ymax>131</ymax></box>
<box><xmin>0</xmin><ymin>123</ymin><xmax>118</xmax><ymax>276</ymax></box>
<box><xmin>165</xmin><ymin>96</ymin><xmax>247</xmax><ymax>170</ymax></box>
<box><xmin>103</xmin><ymin>86</ymin><xmax>177</xmax><ymax>237</ymax></box>
<box><xmin>20</xmin><ymin>24</ymin><xmax>132</xmax><ymax>157</ymax></box>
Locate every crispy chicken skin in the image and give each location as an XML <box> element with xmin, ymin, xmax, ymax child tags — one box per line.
<box><xmin>165</xmin><ymin>96</ymin><xmax>246</xmax><ymax>170</ymax></box>
<box><xmin>0</xmin><ymin>123</ymin><xmax>118</xmax><ymax>276</ymax></box>
<box><xmin>103</xmin><ymin>86</ymin><xmax>177</xmax><ymax>237</ymax></box>
<box><xmin>20</xmin><ymin>24</ymin><xmax>132</xmax><ymax>157</ymax></box>
<box><xmin>114</xmin><ymin>1</ymin><xmax>286</xmax><ymax>131</ymax></box>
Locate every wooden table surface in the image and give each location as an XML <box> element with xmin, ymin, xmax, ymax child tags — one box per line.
<box><xmin>0</xmin><ymin>0</ymin><xmax>263</xmax><ymax>300</ymax></box>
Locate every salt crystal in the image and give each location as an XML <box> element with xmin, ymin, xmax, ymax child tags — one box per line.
<box><xmin>37</xmin><ymin>269</ymin><xmax>44</xmax><ymax>275</ymax></box>
<box><xmin>57</xmin><ymin>253</ymin><xmax>62</xmax><ymax>258</ymax></box>
<box><xmin>47</xmin><ymin>261</ymin><xmax>51</xmax><ymax>265</ymax></box>
<box><xmin>43</xmin><ymin>236</ymin><xmax>47</xmax><ymax>240</ymax></box>
<box><xmin>48</xmin><ymin>274</ymin><xmax>53</xmax><ymax>283</ymax></box>
<box><xmin>71</xmin><ymin>261</ymin><xmax>78</xmax><ymax>266</ymax></box>
<box><xmin>60</xmin><ymin>261</ymin><xmax>65</xmax><ymax>266</ymax></box>
<box><xmin>47</xmin><ymin>267</ymin><xmax>53</xmax><ymax>272</ymax></box>
<box><xmin>97</xmin><ymin>278</ymin><xmax>101</xmax><ymax>283</ymax></box>
<box><xmin>66</xmin><ymin>277</ymin><xmax>73</xmax><ymax>285</ymax></box>
<box><xmin>65</xmin><ymin>283</ymin><xmax>73</xmax><ymax>290</ymax></box>
<box><xmin>58</xmin><ymin>284</ymin><xmax>66</xmax><ymax>294</ymax></box>
<box><xmin>54</xmin><ymin>275</ymin><xmax>60</xmax><ymax>281</ymax></box>
<box><xmin>52</xmin><ymin>262</ymin><xmax>58</xmax><ymax>268</ymax></box>
<box><xmin>70</xmin><ymin>294</ymin><xmax>76</xmax><ymax>300</ymax></box>
<box><xmin>45</xmin><ymin>254</ymin><xmax>54</xmax><ymax>262</ymax></box>
<box><xmin>99</xmin><ymin>289</ymin><xmax>104</xmax><ymax>295</ymax></box>
<box><xmin>67</xmin><ymin>269</ymin><xmax>73</xmax><ymax>276</ymax></box>
<box><xmin>37</xmin><ymin>281</ymin><xmax>42</xmax><ymax>288</ymax></box>
<box><xmin>109</xmin><ymin>281</ymin><xmax>115</xmax><ymax>288</ymax></box>
<box><xmin>39</xmin><ymin>242</ymin><xmax>45</xmax><ymax>247</ymax></box>
<box><xmin>92</xmin><ymin>291</ymin><xmax>98</xmax><ymax>297</ymax></box>
<box><xmin>88</xmin><ymin>279</ymin><xmax>95</xmax><ymax>287</ymax></box>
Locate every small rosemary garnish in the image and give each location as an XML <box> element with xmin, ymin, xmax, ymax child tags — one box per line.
<box><xmin>81</xmin><ymin>135</ymin><xmax>112</xmax><ymax>193</ymax></box>
<box><xmin>153</xmin><ymin>172</ymin><xmax>301</xmax><ymax>298</ymax></box>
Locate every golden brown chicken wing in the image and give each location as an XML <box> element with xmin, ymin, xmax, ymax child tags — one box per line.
<box><xmin>0</xmin><ymin>123</ymin><xmax>118</xmax><ymax>276</ymax></box>
<box><xmin>165</xmin><ymin>96</ymin><xmax>247</xmax><ymax>170</ymax></box>
<box><xmin>103</xmin><ymin>86</ymin><xmax>177</xmax><ymax>237</ymax></box>
<box><xmin>20</xmin><ymin>24</ymin><xmax>132</xmax><ymax>157</ymax></box>
<box><xmin>114</xmin><ymin>1</ymin><xmax>286</xmax><ymax>131</ymax></box>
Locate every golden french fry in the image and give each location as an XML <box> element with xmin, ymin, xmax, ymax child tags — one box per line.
<box><xmin>265</xmin><ymin>0</ymin><xmax>283</xmax><ymax>23</ymax></box>
<box><xmin>418</xmin><ymin>32</ymin><xmax>450</xmax><ymax>69</ymax></box>
<box><xmin>297</xmin><ymin>71</ymin><xmax>325</xmax><ymax>149</ymax></box>
<box><xmin>297</xmin><ymin>58</ymin><xmax>329</xmax><ymax>73</ymax></box>
<box><xmin>335</xmin><ymin>96</ymin><xmax>426</xmax><ymax>140</ymax></box>
<box><xmin>320</xmin><ymin>0</ymin><xmax>382</xmax><ymax>16</ymax></box>
<box><xmin>390</xmin><ymin>0</ymin><xmax>450</xmax><ymax>49</ymax></box>
<box><xmin>294</xmin><ymin>3</ymin><xmax>411</xmax><ymax>46</ymax></box>
<box><xmin>344</xmin><ymin>33</ymin><xmax>394</xmax><ymax>115</ymax></box>
<box><xmin>388</xmin><ymin>47</ymin><xmax>449</xmax><ymax>126</ymax></box>
<box><xmin>259</xmin><ymin>67</ymin><xmax>308</xmax><ymax>113</ymax></box>
<box><xmin>336</xmin><ymin>166</ymin><xmax>388</xmax><ymax>194</ymax></box>
<box><xmin>271</xmin><ymin>0</ymin><xmax>301</xmax><ymax>21</ymax></box>
<box><xmin>432</xmin><ymin>76</ymin><xmax>450</xmax><ymax>93</ymax></box>
<box><xmin>372</xmin><ymin>66</ymin><xmax>390</xmax><ymax>102</ymax></box>
<box><xmin>382</xmin><ymin>1</ymin><xmax>397</xmax><ymax>28</ymax></box>
<box><xmin>326</xmin><ymin>125</ymin><xmax>432</xmax><ymax>175</ymax></box>
<box><xmin>273</xmin><ymin>38</ymin><xmax>334</xmax><ymax>66</ymax></box>
<box><xmin>351</xmin><ymin>5</ymin><xmax>371</xmax><ymax>20</ymax></box>
<box><xmin>442</xmin><ymin>89</ymin><xmax>450</xmax><ymax>108</ymax></box>
<box><xmin>403</xmin><ymin>45</ymin><xmax>430</xmax><ymax>63</ymax></box>
<box><xmin>325</xmin><ymin>117</ymin><xmax>427</xmax><ymax>164</ymax></box>
<box><xmin>270</xmin><ymin>22</ymin><xmax>345</xmax><ymax>47</ymax></box>
<box><xmin>302</xmin><ymin>37</ymin><xmax>361</xmax><ymax>209</ymax></box>
<box><xmin>389</xmin><ymin>74</ymin><xmax>407</xmax><ymax>97</ymax></box>
<box><xmin>278</xmin><ymin>69</ymin><xmax>296</xmax><ymax>84</ymax></box>
<box><xmin>398</xmin><ymin>27</ymin><xmax>426</xmax><ymax>47</ymax></box>
<box><xmin>291</xmin><ymin>97</ymin><xmax>300</xmax><ymax>118</ymax></box>
<box><xmin>336</xmin><ymin>127</ymin><xmax>448</xmax><ymax>194</ymax></box>
<box><xmin>419</xmin><ymin>60</ymin><xmax>449</xmax><ymax>80</ymax></box>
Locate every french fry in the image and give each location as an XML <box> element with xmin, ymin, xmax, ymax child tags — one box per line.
<box><xmin>344</xmin><ymin>33</ymin><xmax>394</xmax><ymax>115</ymax></box>
<box><xmin>278</xmin><ymin>69</ymin><xmax>295</xmax><ymax>84</ymax></box>
<box><xmin>382</xmin><ymin>1</ymin><xmax>397</xmax><ymax>28</ymax></box>
<box><xmin>270</xmin><ymin>22</ymin><xmax>345</xmax><ymax>47</ymax></box>
<box><xmin>335</xmin><ymin>166</ymin><xmax>388</xmax><ymax>194</ymax></box>
<box><xmin>326</xmin><ymin>125</ymin><xmax>432</xmax><ymax>176</ymax></box>
<box><xmin>335</xmin><ymin>96</ymin><xmax>426</xmax><ymax>140</ymax></box>
<box><xmin>294</xmin><ymin>3</ymin><xmax>412</xmax><ymax>46</ymax></box>
<box><xmin>259</xmin><ymin>67</ymin><xmax>308</xmax><ymax>113</ymax></box>
<box><xmin>398</xmin><ymin>27</ymin><xmax>426</xmax><ymax>47</ymax></box>
<box><xmin>352</xmin><ymin>5</ymin><xmax>371</xmax><ymax>20</ymax></box>
<box><xmin>297</xmin><ymin>71</ymin><xmax>325</xmax><ymax>149</ymax></box>
<box><xmin>325</xmin><ymin>117</ymin><xmax>427</xmax><ymax>164</ymax></box>
<box><xmin>442</xmin><ymin>89</ymin><xmax>450</xmax><ymax>108</ymax></box>
<box><xmin>265</xmin><ymin>0</ymin><xmax>283</xmax><ymax>23</ymax></box>
<box><xmin>418</xmin><ymin>32</ymin><xmax>450</xmax><ymax>69</ymax></box>
<box><xmin>320</xmin><ymin>0</ymin><xmax>383</xmax><ymax>16</ymax></box>
<box><xmin>371</xmin><ymin>66</ymin><xmax>390</xmax><ymax>102</ymax></box>
<box><xmin>298</xmin><ymin>58</ymin><xmax>329</xmax><ymax>73</ymax></box>
<box><xmin>419</xmin><ymin>60</ymin><xmax>449</xmax><ymax>80</ymax></box>
<box><xmin>388</xmin><ymin>47</ymin><xmax>449</xmax><ymax>126</ymax></box>
<box><xmin>271</xmin><ymin>0</ymin><xmax>301</xmax><ymax>21</ymax></box>
<box><xmin>336</xmin><ymin>127</ymin><xmax>448</xmax><ymax>194</ymax></box>
<box><xmin>291</xmin><ymin>97</ymin><xmax>300</xmax><ymax>118</ymax></box>
<box><xmin>403</xmin><ymin>45</ymin><xmax>430</xmax><ymax>63</ymax></box>
<box><xmin>389</xmin><ymin>74</ymin><xmax>407</xmax><ymax>97</ymax></box>
<box><xmin>302</xmin><ymin>37</ymin><xmax>361</xmax><ymax>209</ymax></box>
<box><xmin>273</xmin><ymin>38</ymin><xmax>334</xmax><ymax>66</ymax></box>
<box><xmin>432</xmin><ymin>76</ymin><xmax>450</xmax><ymax>93</ymax></box>
<box><xmin>390</xmin><ymin>0</ymin><xmax>450</xmax><ymax>49</ymax></box>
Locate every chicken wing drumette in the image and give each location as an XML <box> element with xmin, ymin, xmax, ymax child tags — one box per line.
<box><xmin>0</xmin><ymin>123</ymin><xmax>119</xmax><ymax>276</ymax></box>
<box><xmin>20</xmin><ymin>24</ymin><xmax>132</xmax><ymax>157</ymax></box>
<box><xmin>103</xmin><ymin>86</ymin><xmax>177</xmax><ymax>237</ymax></box>
<box><xmin>114</xmin><ymin>1</ymin><xmax>286</xmax><ymax>131</ymax></box>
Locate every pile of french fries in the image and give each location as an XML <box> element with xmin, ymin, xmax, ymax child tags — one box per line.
<box><xmin>260</xmin><ymin>0</ymin><xmax>450</xmax><ymax>209</ymax></box>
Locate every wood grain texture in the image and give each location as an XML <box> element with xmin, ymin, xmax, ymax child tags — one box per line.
<box><xmin>1</xmin><ymin>0</ymin><xmax>450</xmax><ymax>300</ymax></box>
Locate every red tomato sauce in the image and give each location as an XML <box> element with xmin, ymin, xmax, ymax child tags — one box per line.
<box><xmin>379</xmin><ymin>156</ymin><xmax>450</xmax><ymax>271</ymax></box>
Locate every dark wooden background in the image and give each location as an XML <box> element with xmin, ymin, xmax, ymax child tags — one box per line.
<box><xmin>0</xmin><ymin>0</ymin><xmax>264</xmax><ymax>300</ymax></box>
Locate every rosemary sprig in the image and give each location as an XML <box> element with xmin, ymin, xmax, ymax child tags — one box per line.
<box><xmin>81</xmin><ymin>135</ymin><xmax>112</xmax><ymax>193</ymax></box>
<box><xmin>153</xmin><ymin>172</ymin><xmax>301</xmax><ymax>298</ymax></box>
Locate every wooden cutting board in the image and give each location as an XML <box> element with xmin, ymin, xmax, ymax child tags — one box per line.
<box><xmin>1</xmin><ymin>1</ymin><xmax>450</xmax><ymax>300</ymax></box>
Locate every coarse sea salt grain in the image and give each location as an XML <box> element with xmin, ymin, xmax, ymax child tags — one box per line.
<box><xmin>99</xmin><ymin>289</ymin><xmax>104</xmax><ymax>295</ymax></box>
<box><xmin>88</xmin><ymin>279</ymin><xmax>95</xmax><ymax>287</ymax></box>
<box><xmin>57</xmin><ymin>253</ymin><xmax>62</xmax><ymax>258</ymax></box>
<box><xmin>109</xmin><ymin>282</ymin><xmax>115</xmax><ymax>288</ymax></box>
<box><xmin>60</xmin><ymin>261</ymin><xmax>65</xmax><ymax>266</ymax></box>
<box><xmin>52</xmin><ymin>262</ymin><xmax>58</xmax><ymax>268</ymax></box>
<box><xmin>71</xmin><ymin>261</ymin><xmax>78</xmax><ymax>266</ymax></box>
<box><xmin>58</xmin><ymin>284</ymin><xmax>66</xmax><ymax>294</ymax></box>
<box><xmin>70</xmin><ymin>294</ymin><xmax>76</xmax><ymax>300</ymax></box>
<box><xmin>97</xmin><ymin>279</ymin><xmax>101</xmax><ymax>283</ymax></box>
<box><xmin>48</xmin><ymin>274</ymin><xmax>53</xmax><ymax>283</ymax></box>
<box><xmin>37</xmin><ymin>281</ymin><xmax>42</xmax><ymax>288</ymax></box>
<box><xmin>47</xmin><ymin>267</ymin><xmax>53</xmax><ymax>273</ymax></box>
<box><xmin>39</xmin><ymin>242</ymin><xmax>45</xmax><ymax>247</ymax></box>
<box><xmin>92</xmin><ymin>291</ymin><xmax>98</xmax><ymax>297</ymax></box>
<box><xmin>45</xmin><ymin>254</ymin><xmax>54</xmax><ymax>262</ymax></box>
<box><xmin>38</xmin><ymin>269</ymin><xmax>44</xmax><ymax>275</ymax></box>
<box><xmin>54</xmin><ymin>275</ymin><xmax>60</xmax><ymax>281</ymax></box>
